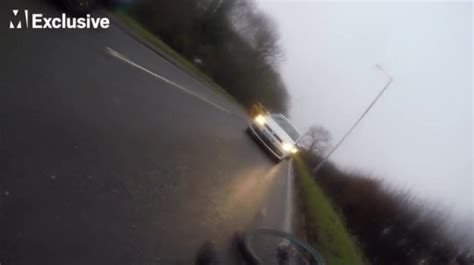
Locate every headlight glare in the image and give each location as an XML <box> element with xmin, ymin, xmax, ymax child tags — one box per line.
<box><xmin>290</xmin><ymin>147</ymin><xmax>298</xmax><ymax>154</ymax></box>
<box><xmin>282</xmin><ymin>143</ymin><xmax>292</xmax><ymax>152</ymax></box>
<box><xmin>255</xmin><ymin>115</ymin><xmax>266</xmax><ymax>125</ymax></box>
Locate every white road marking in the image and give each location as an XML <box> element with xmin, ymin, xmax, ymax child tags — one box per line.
<box><xmin>105</xmin><ymin>47</ymin><xmax>230</xmax><ymax>114</ymax></box>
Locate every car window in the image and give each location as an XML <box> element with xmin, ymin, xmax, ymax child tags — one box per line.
<box><xmin>271</xmin><ymin>114</ymin><xmax>300</xmax><ymax>141</ymax></box>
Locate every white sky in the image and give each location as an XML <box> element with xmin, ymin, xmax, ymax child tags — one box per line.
<box><xmin>256</xmin><ymin>1</ymin><xmax>473</xmax><ymax>224</ymax></box>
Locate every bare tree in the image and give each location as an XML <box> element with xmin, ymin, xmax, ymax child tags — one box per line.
<box><xmin>251</xmin><ymin>13</ymin><xmax>283</xmax><ymax>66</ymax></box>
<box><xmin>129</xmin><ymin>0</ymin><xmax>289</xmax><ymax>113</ymax></box>
<box><xmin>299</xmin><ymin>125</ymin><xmax>332</xmax><ymax>155</ymax></box>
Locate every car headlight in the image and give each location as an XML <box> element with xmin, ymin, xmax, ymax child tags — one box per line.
<box><xmin>254</xmin><ymin>115</ymin><xmax>266</xmax><ymax>125</ymax></box>
<box><xmin>281</xmin><ymin>142</ymin><xmax>292</xmax><ymax>152</ymax></box>
<box><xmin>290</xmin><ymin>147</ymin><xmax>298</xmax><ymax>154</ymax></box>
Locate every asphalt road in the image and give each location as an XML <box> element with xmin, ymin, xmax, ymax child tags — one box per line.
<box><xmin>0</xmin><ymin>1</ymin><xmax>294</xmax><ymax>264</ymax></box>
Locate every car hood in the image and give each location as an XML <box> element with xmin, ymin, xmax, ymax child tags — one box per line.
<box><xmin>265</xmin><ymin>117</ymin><xmax>297</xmax><ymax>145</ymax></box>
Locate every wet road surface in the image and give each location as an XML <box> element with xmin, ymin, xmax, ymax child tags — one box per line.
<box><xmin>0</xmin><ymin>1</ymin><xmax>294</xmax><ymax>264</ymax></box>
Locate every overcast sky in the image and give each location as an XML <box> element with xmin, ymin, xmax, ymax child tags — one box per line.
<box><xmin>255</xmin><ymin>0</ymin><xmax>473</xmax><ymax>225</ymax></box>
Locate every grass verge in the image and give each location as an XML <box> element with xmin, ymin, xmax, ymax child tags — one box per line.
<box><xmin>112</xmin><ymin>11</ymin><xmax>239</xmax><ymax>104</ymax></box>
<box><xmin>293</xmin><ymin>156</ymin><xmax>366</xmax><ymax>265</ymax></box>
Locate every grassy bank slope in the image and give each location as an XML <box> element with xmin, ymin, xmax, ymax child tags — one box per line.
<box><xmin>112</xmin><ymin>11</ymin><xmax>238</xmax><ymax>104</ymax></box>
<box><xmin>294</xmin><ymin>156</ymin><xmax>366</xmax><ymax>265</ymax></box>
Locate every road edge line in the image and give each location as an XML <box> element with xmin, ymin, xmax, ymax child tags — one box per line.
<box><xmin>106</xmin><ymin>47</ymin><xmax>230</xmax><ymax>114</ymax></box>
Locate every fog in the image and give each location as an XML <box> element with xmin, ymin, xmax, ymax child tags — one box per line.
<box><xmin>256</xmin><ymin>1</ymin><xmax>473</xmax><ymax>226</ymax></box>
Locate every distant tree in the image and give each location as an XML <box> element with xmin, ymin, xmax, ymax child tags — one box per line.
<box><xmin>252</xmin><ymin>14</ymin><xmax>283</xmax><ymax>66</ymax></box>
<box><xmin>455</xmin><ymin>250</ymin><xmax>474</xmax><ymax>265</ymax></box>
<box><xmin>299</xmin><ymin>125</ymin><xmax>332</xmax><ymax>155</ymax></box>
<box><xmin>127</xmin><ymin>0</ymin><xmax>289</xmax><ymax>113</ymax></box>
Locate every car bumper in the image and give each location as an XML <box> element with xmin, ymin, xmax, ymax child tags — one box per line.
<box><xmin>248</xmin><ymin>123</ymin><xmax>286</xmax><ymax>160</ymax></box>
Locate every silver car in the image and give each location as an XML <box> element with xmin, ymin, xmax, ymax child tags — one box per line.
<box><xmin>248</xmin><ymin>113</ymin><xmax>301</xmax><ymax>161</ymax></box>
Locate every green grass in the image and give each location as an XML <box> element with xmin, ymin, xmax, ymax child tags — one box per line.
<box><xmin>112</xmin><ymin>11</ymin><xmax>239</xmax><ymax>104</ymax></box>
<box><xmin>293</xmin><ymin>156</ymin><xmax>366</xmax><ymax>265</ymax></box>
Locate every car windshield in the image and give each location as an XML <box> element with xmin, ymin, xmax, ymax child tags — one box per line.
<box><xmin>271</xmin><ymin>114</ymin><xmax>300</xmax><ymax>141</ymax></box>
